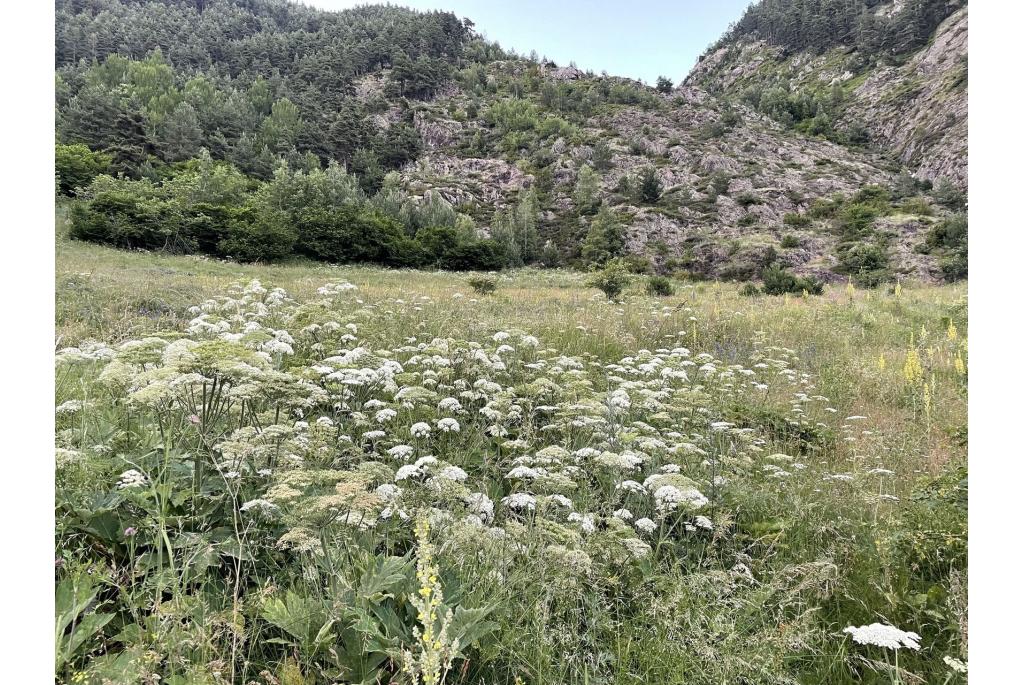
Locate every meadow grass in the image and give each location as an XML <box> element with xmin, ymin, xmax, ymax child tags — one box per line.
<box><xmin>55</xmin><ymin>206</ymin><xmax>967</xmax><ymax>684</ymax></box>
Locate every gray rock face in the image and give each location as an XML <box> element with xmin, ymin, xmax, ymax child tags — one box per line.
<box><xmin>683</xmin><ymin>8</ymin><xmax>967</xmax><ymax>190</ymax></box>
<box><xmin>848</xmin><ymin>8</ymin><xmax>968</xmax><ymax>188</ymax></box>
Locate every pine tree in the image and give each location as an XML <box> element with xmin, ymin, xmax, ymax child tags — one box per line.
<box><xmin>637</xmin><ymin>166</ymin><xmax>662</xmax><ymax>204</ymax></box>
<box><xmin>160</xmin><ymin>102</ymin><xmax>204</xmax><ymax>162</ymax></box>
<box><xmin>581</xmin><ymin>205</ymin><xmax>625</xmax><ymax>266</ymax></box>
<box><xmin>574</xmin><ymin>164</ymin><xmax>601</xmax><ymax>215</ymax></box>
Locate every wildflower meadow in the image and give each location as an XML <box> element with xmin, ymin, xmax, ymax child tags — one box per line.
<box><xmin>55</xmin><ymin>217</ymin><xmax>967</xmax><ymax>684</ymax></box>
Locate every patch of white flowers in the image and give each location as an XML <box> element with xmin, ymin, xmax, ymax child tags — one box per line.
<box><xmin>55</xmin><ymin>277</ymin><xmax>877</xmax><ymax>615</ymax></box>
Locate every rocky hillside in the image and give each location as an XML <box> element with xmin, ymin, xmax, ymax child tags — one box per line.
<box><xmin>55</xmin><ymin>0</ymin><xmax>967</xmax><ymax>284</ymax></box>
<box><xmin>686</xmin><ymin>1</ymin><xmax>967</xmax><ymax>189</ymax></box>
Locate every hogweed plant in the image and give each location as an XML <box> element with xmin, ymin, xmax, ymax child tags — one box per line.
<box><xmin>53</xmin><ymin>271</ymin><xmax>966</xmax><ymax>685</ymax></box>
<box><xmin>844</xmin><ymin>623</ymin><xmax>920</xmax><ymax>685</ymax></box>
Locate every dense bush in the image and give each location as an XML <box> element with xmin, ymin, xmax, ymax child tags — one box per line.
<box><xmin>588</xmin><ymin>263</ymin><xmax>631</xmax><ymax>300</ymax></box>
<box><xmin>780</xmin><ymin>234</ymin><xmax>801</xmax><ymax>248</ymax></box>
<box><xmin>645</xmin><ymin>275</ymin><xmax>675</xmax><ymax>296</ymax></box>
<box><xmin>69</xmin><ymin>183</ymin><xmax>181</xmax><ymax>250</ymax></box>
<box><xmin>761</xmin><ymin>263</ymin><xmax>824</xmax><ymax>295</ymax></box>
<box><xmin>67</xmin><ymin>155</ymin><xmax>526</xmax><ymax>272</ymax></box>
<box><xmin>637</xmin><ymin>167</ymin><xmax>663</xmax><ymax>204</ymax></box>
<box><xmin>782</xmin><ymin>212</ymin><xmax>811</xmax><ymax>228</ymax></box>
<box><xmin>580</xmin><ymin>207</ymin><xmax>626</xmax><ymax>266</ymax></box>
<box><xmin>55</xmin><ymin>143</ymin><xmax>111</xmax><ymax>195</ymax></box>
<box><xmin>439</xmin><ymin>239</ymin><xmax>507</xmax><ymax>271</ymax></box>
<box><xmin>218</xmin><ymin>205</ymin><xmax>297</xmax><ymax>262</ymax></box>
<box><xmin>835</xmin><ymin>241</ymin><xmax>890</xmax><ymax>285</ymax></box>
<box><xmin>297</xmin><ymin>206</ymin><xmax>405</xmax><ymax>264</ymax></box>
<box><xmin>925</xmin><ymin>213</ymin><xmax>967</xmax><ymax>281</ymax></box>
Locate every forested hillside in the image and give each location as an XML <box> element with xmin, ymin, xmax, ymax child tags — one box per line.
<box><xmin>55</xmin><ymin>0</ymin><xmax>967</xmax><ymax>284</ymax></box>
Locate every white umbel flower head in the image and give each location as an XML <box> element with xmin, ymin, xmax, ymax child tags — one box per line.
<box><xmin>843</xmin><ymin>623</ymin><xmax>921</xmax><ymax>651</ymax></box>
<box><xmin>634</xmin><ymin>517</ymin><xmax>657</xmax><ymax>534</ymax></box>
<box><xmin>437</xmin><ymin>417</ymin><xmax>460</xmax><ymax>433</ymax></box>
<box><xmin>410</xmin><ymin>422</ymin><xmax>431</xmax><ymax>438</ymax></box>
<box><xmin>117</xmin><ymin>469</ymin><xmax>148</xmax><ymax>489</ymax></box>
<box><xmin>502</xmin><ymin>493</ymin><xmax>537</xmax><ymax>511</ymax></box>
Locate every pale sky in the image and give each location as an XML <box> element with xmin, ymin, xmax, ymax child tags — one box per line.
<box><xmin>303</xmin><ymin>0</ymin><xmax>752</xmax><ymax>84</ymax></box>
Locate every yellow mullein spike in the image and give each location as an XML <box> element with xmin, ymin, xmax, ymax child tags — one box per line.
<box><xmin>894</xmin><ymin>281</ymin><xmax>902</xmax><ymax>298</ymax></box>
<box><xmin>903</xmin><ymin>348</ymin><xmax>923</xmax><ymax>384</ymax></box>
<box><xmin>954</xmin><ymin>352</ymin><xmax>965</xmax><ymax>376</ymax></box>
<box><xmin>845</xmin><ymin>278</ymin><xmax>855</xmax><ymax>299</ymax></box>
<box><xmin>947</xmin><ymin>320</ymin><xmax>958</xmax><ymax>341</ymax></box>
<box><xmin>878</xmin><ymin>353</ymin><xmax>886</xmax><ymax>372</ymax></box>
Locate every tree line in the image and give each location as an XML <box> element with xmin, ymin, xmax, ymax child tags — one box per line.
<box><xmin>708</xmin><ymin>0</ymin><xmax>964</xmax><ymax>58</ymax></box>
<box><xmin>55</xmin><ymin>1</ymin><xmax>498</xmax><ymax>187</ymax></box>
<box><xmin>61</xmin><ymin>146</ymin><xmax>533</xmax><ymax>270</ymax></box>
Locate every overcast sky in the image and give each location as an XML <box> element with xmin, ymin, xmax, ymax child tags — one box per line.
<box><xmin>302</xmin><ymin>0</ymin><xmax>752</xmax><ymax>84</ymax></box>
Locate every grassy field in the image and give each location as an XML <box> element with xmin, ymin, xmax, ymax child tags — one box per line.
<box><xmin>56</xmin><ymin>206</ymin><xmax>967</xmax><ymax>684</ymax></box>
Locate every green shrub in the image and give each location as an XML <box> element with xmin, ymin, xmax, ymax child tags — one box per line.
<box><xmin>899</xmin><ymin>196</ymin><xmax>934</xmax><ymax>216</ymax></box>
<box><xmin>836</xmin><ymin>241</ymin><xmax>888</xmax><ymax>275</ymax></box>
<box><xmin>218</xmin><ymin>205</ymin><xmax>297</xmax><ymax>262</ymax></box>
<box><xmin>926</xmin><ymin>213</ymin><xmax>967</xmax><ymax>281</ymax></box>
<box><xmin>467</xmin><ymin>276</ymin><xmax>497</xmax><ymax>295</ymax></box>
<box><xmin>782</xmin><ymin>212</ymin><xmax>811</xmax><ymax>227</ymax></box>
<box><xmin>637</xmin><ymin>166</ymin><xmax>662</xmax><ymax>204</ymax></box>
<box><xmin>56</xmin><ymin>143</ymin><xmax>111</xmax><ymax>195</ymax></box>
<box><xmin>440</xmin><ymin>240</ymin><xmax>507</xmax><ymax>271</ymax></box>
<box><xmin>296</xmin><ymin>206</ymin><xmax>405</xmax><ymax>264</ymax></box>
<box><xmin>737</xmin><ymin>213</ymin><xmax>758</xmax><ymax>227</ymax></box>
<box><xmin>708</xmin><ymin>171</ymin><xmax>730</xmax><ymax>199</ymax></box>
<box><xmin>69</xmin><ymin>187</ymin><xmax>182</xmax><ymax>251</ymax></box>
<box><xmin>588</xmin><ymin>263</ymin><xmax>631</xmax><ymax>300</ymax></box>
<box><xmin>836</xmin><ymin>203</ymin><xmax>879</xmax><ymax>237</ymax></box>
<box><xmin>414</xmin><ymin>225</ymin><xmax>466</xmax><ymax>266</ymax></box>
<box><xmin>852</xmin><ymin>184</ymin><xmax>891</xmax><ymax>211</ymax></box>
<box><xmin>645</xmin><ymin>275</ymin><xmax>675</xmax><ymax>296</ymax></box>
<box><xmin>735</xmin><ymin>192</ymin><xmax>762</xmax><ymax>207</ymax></box>
<box><xmin>739</xmin><ymin>283</ymin><xmax>762</xmax><ymax>297</ymax></box>
<box><xmin>581</xmin><ymin>207</ymin><xmax>625</xmax><ymax>266</ymax></box>
<box><xmin>719</xmin><ymin>245</ymin><xmax>778</xmax><ymax>281</ymax></box>
<box><xmin>181</xmin><ymin>203</ymin><xmax>242</xmax><ymax>254</ymax></box>
<box><xmin>780</xmin><ymin>234</ymin><xmax>800</xmax><ymax>249</ymax></box>
<box><xmin>926</xmin><ymin>213</ymin><xmax>967</xmax><ymax>251</ymax></box>
<box><xmin>761</xmin><ymin>264</ymin><xmax>823</xmax><ymax>295</ymax></box>
<box><xmin>932</xmin><ymin>178</ymin><xmax>965</xmax><ymax>210</ymax></box>
<box><xmin>619</xmin><ymin>254</ymin><xmax>653</xmax><ymax>274</ymax></box>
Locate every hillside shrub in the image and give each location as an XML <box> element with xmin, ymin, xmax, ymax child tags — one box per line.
<box><xmin>588</xmin><ymin>263</ymin><xmax>631</xmax><ymax>300</ymax></box>
<box><xmin>926</xmin><ymin>213</ymin><xmax>967</xmax><ymax>281</ymax></box>
<box><xmin>835</xmin><ymin>241</ymin><xmax>891</xmax><ymax>285</ymax></box>
<box><xmin>783</xmin><ymin>212</ymin><xmax>811</xmax><ymax>227</ymax></box>
<box><xmin>761</xmin><ymin>264</ymin><xmax>823</xmax><ymax>295</ymax></box>
<box><xmin>899</xmin><ymin>196</ymin><xmax>934</xmax><ymax>216</ymax></box>
<box><xmin>646</xmin><ymin>275</ymin><xmax>675</xmax><ymax>296</ymax></box>
<box><xmin>836</xmin><ymin>203</ymin><xmax>879</xmax><ymax>237</ymax></box>
<box><xmin>780</xmin><ymin>234</ymin><xmax>801</xmax><ymax>249</ymax></box>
